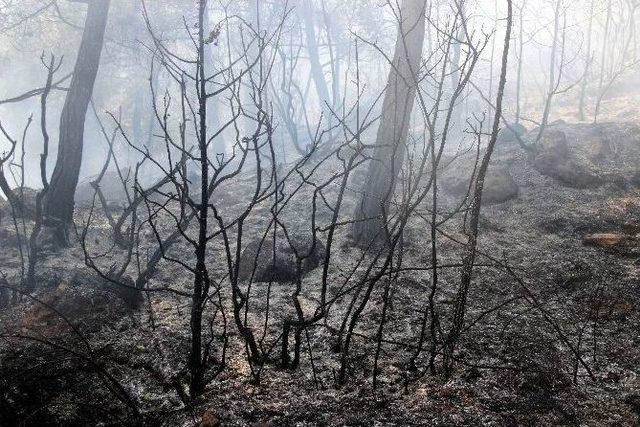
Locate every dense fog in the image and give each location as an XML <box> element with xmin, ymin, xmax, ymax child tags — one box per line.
<box><xmin>1</xmin><ymin>1</ymin><xmax>639</xmax><ymax>425</ymax></box>
<box><xmin>1</xmin><ymin>0</ymin><xmax>635</xmax><ymax>188</ymax></box>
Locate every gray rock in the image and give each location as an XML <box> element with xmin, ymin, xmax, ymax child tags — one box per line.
<box><xmin>531</xmin><ymin>123</ymin><xmax>640</xmax><ymax>188</ymax></box>
<box><xmin>1</xmin><ymin>187</ymin><xmax>40</xmax><ymax>219</ymax></box>
<box><xmin>483</xmin><ymin>168</ymin><xmax>520</xmax><ymax>205</ymax></box>
<box><xmin>70</xmin><ymin>269</ymin><xmax>142</xmax><ymax>310</ymax></box>
<box><xmin>19</xmin><ymin>187</ymin><xmax>39</xmax><ymax>210</ymax></box>
<box><xmin>0</xmin><ymin>194</ymin><xmax>7</xmax><ymax>219</ymax></box>
<box><xmin>75</xmin><ymin>169</ymin><xmax>133</xmax><ymax>204</ymax></box>
<box><xmin>531</xmin><ymin>131</ymin><xmax>603</xmax><ymax>188</ymax></box>
<box><xmin>497</xmin><ymin>122</ymin><xmax>527</xmax><ymax>143</ymax></box>
<box><xmin>10</xmin><ymin>269</ymin><xmax>137</xmax><ymax>338</ymax></box>
<box><xmin>443</xmin><ymin>167</ymin><xmax>519</xmax><ymax>205</ymax></box>
<box><xmin>238</xmin><ymin>232</ymin><xmax>326</xmax><ymax>282</ymax></box>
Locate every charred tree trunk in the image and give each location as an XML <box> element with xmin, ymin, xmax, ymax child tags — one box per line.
<box><xmin>444</xmin><ymin>0</ymin><xmax>513</xmax><ymax>373</ymax></box>
<box><xmin>189</xmin><ymin>0</ymin><xmax>210</xmax><ymax>398</ymax></box>
<box><xmin>350</xmin><ymin>0</ymin><xmax>426</xmax><ymax>247</ymax></box>
<box><xmin>44</xmin><ymin>0</ymin><xmax>110</xmax><ymax>235</ymax></box>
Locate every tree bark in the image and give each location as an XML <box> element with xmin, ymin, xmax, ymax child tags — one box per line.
<box><xmin>44</xmin><ymin>0</ymin><xmax>110</xmax><ymax>230</ymax></box>
<box><xmin>351</xmin><ymin>0</ymin><xmax>426</xmax><ymax>246</ymax></box>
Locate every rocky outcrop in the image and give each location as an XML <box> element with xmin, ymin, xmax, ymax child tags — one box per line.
<box><xmin>13</xmin><ymin>269</ymin><xmax>139</xmax><ymax>339</ymax></box>
<box><xmin>497</xmin><ymin>122</ymin><xmax>527</xmax><ymax>144</ymax></box>
<box><xmin>75</xmin><ymin>169</ymin><xmax>133</xmax><ymax>204</ymax></box>
<box><xmin>443</xmin><ymin>167</ymin><xmax>519</xmax><ymax>205</ymax></box>
<box><xmin>531</xmin><ymin>131</ymin><xmax>603</xmax><ymax>188</ymax></box>
<box><xmin>238</xmin><ymin>232</ymin><xmax>326</xmax><ymax>283</ymax></box>
<box><xmin>531</xmin><ymin>123</ymin><xmax>640</xmax><ymax>188</ymax></box>
<box><xmin>482</xmin><ymin>168</ymin><xmax>520</xmax><ymax>205</ymax></box>
<box><xmin>0</xmin><ymin>194</ymin><xmax>7</xmax><ymax>219</ymax></box>
<box><xmin>0</xmin><ymin>187</ymin><xmax>39</xmax><ymax>218</ymax></box>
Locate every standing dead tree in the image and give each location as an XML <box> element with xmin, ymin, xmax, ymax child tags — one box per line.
<box><xmin>592</xmin><ymin>0</ymin><xmax>640</xmax><ymax>122</ymax></box>
<box><xmin>44</xmin><ymin>0</ymin><xmax>111</xmax><ymax>242</ymax></box>
<box><xmin>335</xmin><ymin>1</ymin><xmax>492</xmax><ymax>384</ymax></box>
<box><xmin>82</xmin><ymin>0</ymin><xmax>296</xmax><ymax>398</ymax></box>
<box><xmin>578</xmin><ymin>0</ymin><xmax>596</xmax><ymax>121</ymax></box>
<box><xmin>0</xmin><ymin>54</ymin><xmax>64</xmax><ymax>296</ymax></box>
<box><xmin>536</xmin><ymin>0</ymin><xmax>564</xmax><ymax>141</ymax></box>
<box><xmin>350</xmin><ymin>0</ymin><xmax>427</xmax><ymax>247</ymax></box>
<box><xmin>26</xmin><ymin>54</ymin><xmax>64</xmax><ymax>290</ymax></box>
<box><xmin>443</xmin><ymin>0</ymin><xmax>513</xmax><ymax>373</ymax></box>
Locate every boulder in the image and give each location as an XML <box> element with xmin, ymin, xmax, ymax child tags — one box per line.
<box><xmin>482</xmin><ymin>168</ymin><xmax>520</xmax><ymax>205</ymax></box>
<box><xmin>552</xmin><ymin>261</ymin><xmax>592</xmax><ymax>290</ymax></box>
<box><xmin>538</xmin><ymin>196</ymin><xmax>640</xmax><ymax>237</ymax></box>
<box><xmin>238</xmin><ymin>232</ymin><xmax>326</xmax><ymax>283</ymax></box>
<box><xmin>497</xmin><ymin>122</ymin><xmax>527</xmax><ymax>143</ymax></box>
<box><xmin>0</xmin><ymin>193</ymin><xmax>7</xmax><ymax>219</ymax></box>
<box><xmin>443</xmin><ymin>167</ymin><xmax>519</xmax><ymax>205</ymax></box>
<box><xmin>3</xmin><ymin>187</ymin><xmax>40</xmax><ymax>218</ymax></box>
<box><xmin>0</xmin><ymin>228</ymin><xmax>22</xmax><ymax>247</ymax></box>
<box><xmin>75</xmin><ymin>169</ymin><xmax>133</xmax><ymax>204</ymax></box>
<box><xmin>15</xmin><ymin>269</ymin><xmax>137</xmax><ymax>338</ymax></box>
<box><xmin>531</xmin><ymin>131</ymin><xmax>603</xmax><ymax>188</ymax></box>
<box><xmin>531</xmin><ymin>123</ymin><xmax>640</xmax><ymax>188</ymax></box>
<box><xmin>0</xmin><ymin>188</ymin><xmax>59</xmax><ymax>221</ymax></box>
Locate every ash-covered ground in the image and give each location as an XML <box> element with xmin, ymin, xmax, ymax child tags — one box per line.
<box><xmin>1</xmin><ymin>121</ymin><xmax>639</xmax><ymax>426</ymax></box>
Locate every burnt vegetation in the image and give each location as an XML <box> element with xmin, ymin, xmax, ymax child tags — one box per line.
<box><xmin>0</xmin><ymin>0</ymin><xmax>639</xmax><ymax>425</ymax></box>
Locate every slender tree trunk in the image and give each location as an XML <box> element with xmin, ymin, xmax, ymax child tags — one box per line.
<box><xmin>299</xmin><ymin>0</ymin><xmax>334</xmax><ymax>133</ymax></box>
<box><xmin>450</xmin><ymin>1</ymin><xmax>466</xmax><ymax>133</ymax></box>
<box><xmin>488</xmin><ymin>0</ymin><xmax>498</xmax><ymax>121</ymax></box>
<box><xmin>536</xmin><ymin>0</ymin><xmax>562</xmax><ymax>141</ymax></box>
<box><xmin>44</xmin><ymin>0</ymin><xmax>110</xmax><ymax>233</ymax></box>
<box><xmin>351</xmin><ymin>0</ymin><xmax>426</xmax><ymax>246</ymax></box>
<box><xmin>146</xmin><ymin>64</ymin><xmax>160</xmax><ymax>149</ymax></box>
<box><xmin>444</xmin><ymin>0</ymin><xmax>513</xmax><ymax>373</ymax></box>
<box><xmin>321</xmin><ymin>0</ymin><xmax>342</xmax><ymax>110</ymax></box>
<box><xmin>515</xmin><ymin>1</ymin><xmax>524</xmax><ymax>124</ymax></box>
<box><xmin>190</xmin><ymin>0</ymin><xmax>209</xmax><ymax>398</ymax></box>
<box><xmin>594</xmin><ymin>0</ymin><xmax>612</xmax><ymax>123</ymax></box>
<box><xmin>240</xmin><ymin>0</ymin><xmax>260</xmax><ymax>136</ymax></box>
<box><xmin>578</xmin><ymin>0</ymin><xmax>595</xmax><ymax>121</ymax></box>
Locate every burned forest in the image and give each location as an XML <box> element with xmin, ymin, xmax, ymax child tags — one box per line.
<box><xmin>1</xmin><ymin>0</ymin><xmax>640</xmax><ymax>425</ymax></box>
